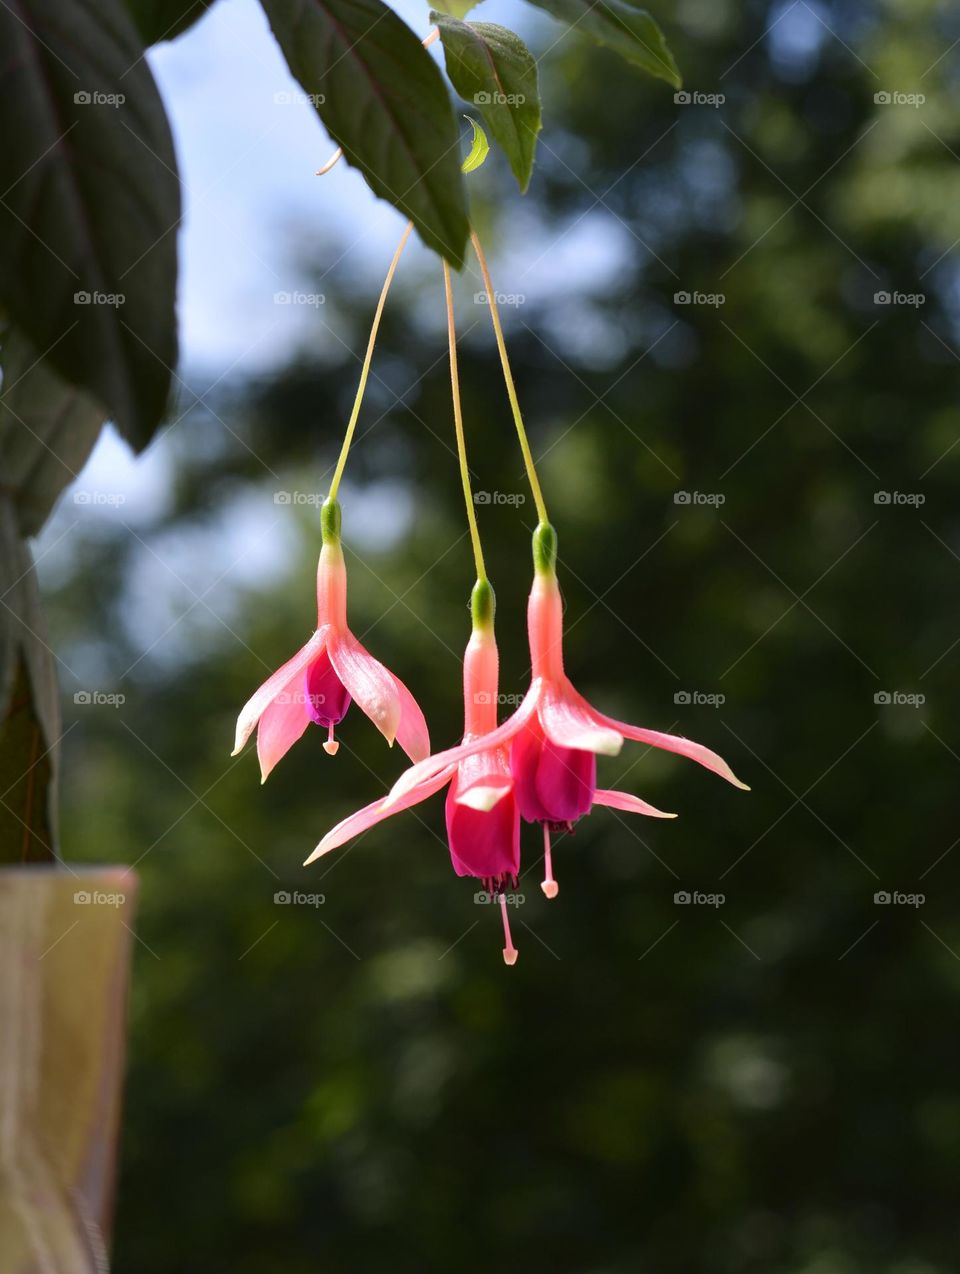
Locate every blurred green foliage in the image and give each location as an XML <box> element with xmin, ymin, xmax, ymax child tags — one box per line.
<box><xmin>46</xmin><ymin>1</ymin><xmax>960</xmax><ymax>1270</ymax></box>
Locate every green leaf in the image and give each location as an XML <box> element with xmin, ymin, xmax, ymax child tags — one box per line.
<box><xmin>523</xmin><ymin>0</ymin><xmax>681</xmax><ymax>87</ymax></box>
<box><xmin>462</xmin><ymin>117</ymin><xmax>490</xmax><ymax>173</ymax></box>
<box><xmin>260</xmin><ymin>0</ymin><xmax>469</xmax><ymax>267</ymax></box>
<box><xmin>0</xmin><ymin>0</ymin><xmax>181</xmax><ymax>451</ymax></box>
<box><xmin>123</xmin><ymin>0</ymin><xmax>216</xmax><ymax>44</ymax></box>
<box><xmin>0</xmin><ymin>500</ymin><xmax>61</xmax><ymax>863</ymax></box>
<box><xmin>1</xmin><ymin>327</ymin><xmax>107</xmax><ymax>538</ymax></box>
<box><xmin>433</xmin><ymin>14</ymin><xmax>542</xmax><ymax>193</ymax></box>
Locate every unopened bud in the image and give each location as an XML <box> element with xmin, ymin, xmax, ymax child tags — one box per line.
<box><xmin>320</xmin><ymin>497</ymin><xmax>342</xmax><ymax>545</ymax></box>
<box><xmin>471</xmin><ymin>577</ymin><xmax>496</xmax><ymax>629</ymax></box>
<box><xmin>532</xmin><ymin>521</ymin><xmax>557</xmax><ymax>575</ymax></box>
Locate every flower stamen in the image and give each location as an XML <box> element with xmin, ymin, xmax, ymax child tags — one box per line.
<box><xmin>541</xmin><ymin>822</ymin><xmax>559</xmax><ymax>899</ymax></box>
<box><xmin>323</xmin><ymin>722</ymin><xmax>339</xmax><ymax>756</ymax></box>
<box><xmin>499</xmin><ymin>891</ymin><xmax>518</xmax><ymax>966</ymax></box>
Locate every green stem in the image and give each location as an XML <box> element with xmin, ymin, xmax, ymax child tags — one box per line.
<box><xmin>442</xmin><ymin>258</ymin><xmax>487</xmax><ymax>584</ymax></box>
<box><xmin>470</xmin><ymin>228</ymin><xmax>549</xmax><ymax>526</ymax></box>
<box><xmin>328</xmin><ymin>220</ymin><xmax>413</xmax><ymax>501</ymax></box>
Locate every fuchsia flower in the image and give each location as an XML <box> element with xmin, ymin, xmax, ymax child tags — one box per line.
<box><xmin>387</xmin><ymin>524</ymin><xmax>748</xmax><ymax>897</ymax></box>
<box><xmin>305</xmin><ymin>581</ymin><xmax>523</xmax><ymax>962</ymax></box>
<box><xmin>232</xmin><ymin>500</ymin><xmax>429</xmax><ymax>780</ymax></box>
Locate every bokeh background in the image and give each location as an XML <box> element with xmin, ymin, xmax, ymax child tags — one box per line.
<box><xmin>38</xmin><ymin>0</ymin><xmax>960</xmax><ymax>1269</ymax></box>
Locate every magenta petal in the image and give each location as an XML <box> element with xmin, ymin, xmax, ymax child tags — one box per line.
<box><xmin>593</xmin><ymin>789</ymin><xmax>677</xmax><ymax>819</ymax></box>
<box><xmin>233</xmin><ymin>627</ymin><xmax>328</xmax><ymax>755</ymax></box>
<box><xmin>445</xmin><ymin>774</ymin><xmax>520</xmax><ymax>880</ymax></box>
<box><xmin>256</xmin><ymin>673</ymin><xmax>311</xmax><ymax>781</ymax></box>
<box><xmin>304</xmin><ymin>764</ymin><xmax>457</xmax><ymax>863</ymax></box>
<box><xmin>510</xmin><ymin>717</ymin><xmax>552</xmax><ymax>823</ymax></box>
<box><xmin>392</xmin><ymin>672</ymin><xmax>431</xmax><ymax>763</ymax></box>
<box><xmin>571</xmin><ymin>686</ymin><xmax>750</xmax><ymax>789</ymax></box>
<box><xmin>511</xmin><ymin>716</ymin><xmax>595</xmax><ymax>824</ymax></box>
<box><xmin>386</xmin><ymin>689</ymin><xmax>539</xmax><ymax>807</ymax></box>
<box><xmin>535</xmin><ymin>735</ymin><xmax>596</xmax><ymax>823</ymax></box>
<box><xmin>304</xmin><ymin>647</ymin><xmax>351</xmax><ymax>725</ymax></box>
<box><xmin>539</xmin><ymin>683</ymin><xmax>623</xmax><ymax>756</ymax></box>
<box><xmin>327</xmin><ymin>631</ymin><xmax>402</xmax><ymax>746</ymax></box>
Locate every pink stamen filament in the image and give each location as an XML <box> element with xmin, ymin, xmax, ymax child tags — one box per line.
<box><xmin>499</xmin><ymin>893</ymin><xmax>518</xmax><ymax>966</ymax></box>
<box><xmin>322</xmin><ymin>723</ymin><xmax>339</xmax><ymax>756</ymax></box>
<box><xmin>541</xmin><ymin>823</ymin><xmax>559</xmax><ymax>899</ymax></box>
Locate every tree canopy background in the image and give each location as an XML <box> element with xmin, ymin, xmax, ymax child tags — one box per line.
<box><xmin>41</xmin><ymin>0</ymin><xmax>960</xmax><ymax>1270</ymax></box>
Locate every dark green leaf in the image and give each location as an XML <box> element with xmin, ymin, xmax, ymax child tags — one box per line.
<box><xmin>0</xmin><ymin>0</ymin><xmax>181</xmax><ymax>450</ymax></box>
<box><xmin>0</xmin><ymin>500</ymin><xmax>60</xmax><ymax>863</ymax></box>
<box><xmin>124</xmin><ymin>0</ymin><xmax>216</xmax><ymax>44</ymax></box>
<box><xmin>523</xmin><ymin>0</ymin><xmax>681</xmax><ymax>87</ymax></box>
<box><xmin>1</xmin><ymin>328</ymin><xmax>107</xmax><ymax>537</ymax></box>
<box><xmin>260</xmin><ymin>0</ymin><xmax>469</xmax><ymax>266</ymax></box>
<box><xmin>433</xmin><ymin>14</ymin><xmax>542</xmax><ymax>193</ymax></box>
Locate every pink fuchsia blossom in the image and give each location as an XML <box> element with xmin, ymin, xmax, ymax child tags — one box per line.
<box><xmin>386</xmin><ymin>523</ymin><xmax>747</xmax><ymax>896</ymax></box>
<box><xmin>232</xmin><ymin>500</ymin><xmax>429</xmax><ymax>781</ymax></box>
<box><xmin>306</xmin><ymin>582</ymin><xmax>523</xmax><ymax>963</ymax></box>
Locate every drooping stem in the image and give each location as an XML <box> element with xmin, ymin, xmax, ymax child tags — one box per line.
<box><xmin>470</xmin><ymin>228</ymin><xmax>549</xmax><ymax>526</ymax></box>
<box><xmin>442</xmin><ymin>259</ymin><xmax>487</xmax><ymax>584</ymax></box>
<box><xmin>327</xmin><ymin>221</ymin><xmax>413</xmax><ymax>501</ymax></box>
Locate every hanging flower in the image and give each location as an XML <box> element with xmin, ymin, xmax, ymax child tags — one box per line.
<box><xmin>306</xmin><ymin>581</ymin><xmax>524</xmax><ymax>963</ymax></box>
<box><xmin>232</xmin><ymin>499</ymin><xmax>429</xmax><ymax>781</ymax></box>
<box><xmin>385</xmin><ymin>523</ymin><xmax>747</xmax><ymax>895</ymax></box>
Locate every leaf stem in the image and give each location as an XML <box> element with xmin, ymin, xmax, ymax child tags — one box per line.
<box><xmin>470</xmin><ymin>228</ymin><xmax>549</xmax><ymax>525</ymax></box>
<box><xmin>328</xmin><ymin>221</ymin><xmax>413</xmax><ymax>502</ymax></box>
<box><xmin>442</xmin><ymin>259</ymin><xmax>487</xmax><ymax>583</ymax></box>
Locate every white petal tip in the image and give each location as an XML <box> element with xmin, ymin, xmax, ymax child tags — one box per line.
<box><xmin>230</xmin><ymin>745</ymin><xmax>242</xmax><ymax>758</ymax></box>
<box><xmin>322</xmin><ymin>740</ymin><xmax>340</xmax><ymax>756</ymax></box>
<box><xmin>502</xmin><ymin>948</ymin><xmax>518</xmax><ymax>966</ymax></box>
<box><xmin>303</xmin><ymin>849</ymin><xmax>322</xmax><ymax>866</ymax></box>
<box><xmin>541</xmin><ymin>880</ymin><xmax>559</xmax><ymax>900</ymax></box>
<box><xmin>568</xmin><ymin>729</ymin><xmax>623</xmax><ymax>756</ymax></box>
<box><xmin>456</xmin><ymin>785</ymin><xmax>509</xmax><ymax>812</ymax></box>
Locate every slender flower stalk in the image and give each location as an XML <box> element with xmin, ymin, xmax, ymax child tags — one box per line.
<box><xmin>327</xmin><ymin>220</ymin><xmax>413</xmax><ymax>502</ymax></box>
<box><xmin>471</xmin><ymin>228</ymin><xmax>549</xmax><ymax>525</ymax></box>
<box><xmin>443</xmin><ymin>259</ymin><xmax>486</xmax><ymax>584</ymax></box>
